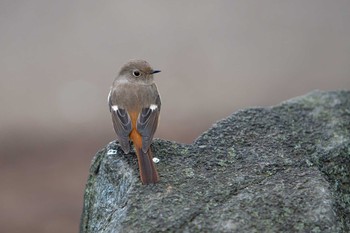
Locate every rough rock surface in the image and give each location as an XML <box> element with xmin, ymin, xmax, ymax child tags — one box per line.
<box><xmin>80</xmin><ymin>90</ymin><xmax>350</xmax><ymax>233</ymax></box>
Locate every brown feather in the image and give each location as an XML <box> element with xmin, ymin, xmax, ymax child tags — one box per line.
<box><xmin>129</xmin><ymin>111</ymin><xmax>159</xmax><ymax>184</ymax></box>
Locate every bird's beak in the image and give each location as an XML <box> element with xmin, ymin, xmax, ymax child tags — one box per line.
<box><xmin>151</xmin><ymin>70</ymin><xmax>161</xmax><ymax>74</ymax></box>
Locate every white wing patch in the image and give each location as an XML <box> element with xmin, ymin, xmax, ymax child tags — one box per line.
<box><xmin>111</xmin><ymin>105</ymin><xmax>119</xmax><ymax>111</ymax></box>
<box><xmin>150</xmin><ymin>104</ymin><xmax>158</xmax><ymax>110</ymax></box>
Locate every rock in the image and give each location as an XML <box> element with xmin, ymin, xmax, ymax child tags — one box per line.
<box><xmin>80</xmin><ymin>90</ymin><xmax>350</xmax><ymax>233</ymax></box>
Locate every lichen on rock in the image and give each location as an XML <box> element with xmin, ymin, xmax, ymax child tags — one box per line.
<box><xmin>80</xmin><ymin>90</ymin><xmax>350</xmax><ymax>233</ymax></box>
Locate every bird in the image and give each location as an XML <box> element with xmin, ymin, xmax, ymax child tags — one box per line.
<box><xmin>108</xmin><ymin>59</ymin><xmax>161</xmax><ymax>184</ymax></box>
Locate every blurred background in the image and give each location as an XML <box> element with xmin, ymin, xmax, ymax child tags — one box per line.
<box><xmin>1</xmin><ymin>1</ymin><xmax>350</xmax><ymax>232</ymax></box>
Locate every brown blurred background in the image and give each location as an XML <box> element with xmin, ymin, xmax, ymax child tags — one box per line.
<box><xmin>1</xmin><ymin>1</ymin><xmax>350</xmax><ymax>232</ymax></box>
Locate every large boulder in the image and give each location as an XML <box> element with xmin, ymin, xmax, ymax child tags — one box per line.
<box><xmin>80</xmin><ymin>90</ymin><xmax>350</xmax><ymax>233</ymax></box>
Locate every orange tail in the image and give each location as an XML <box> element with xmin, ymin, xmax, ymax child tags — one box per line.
<box><xmin>135</xmin><ymin>147</ymin><xmax>159</xmax><ymax>184</ymax></box>
<box><xmin>130</xmin><ymin>128</ymin><xmax>159</xmax><ymax>184</ymax></box>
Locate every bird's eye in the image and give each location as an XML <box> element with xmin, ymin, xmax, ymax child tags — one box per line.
<box><xmin>133</xmin><ymin>70</ymin><xmax>141</xmax><ymax>77</ymax></box>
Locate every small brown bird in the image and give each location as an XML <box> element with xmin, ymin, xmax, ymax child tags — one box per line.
<box><xmin>108</xmin><ymin>60</ymin><xmax>161</xmax><ymax>184</ymax></box>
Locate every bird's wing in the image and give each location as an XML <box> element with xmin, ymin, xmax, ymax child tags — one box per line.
<box><xmin>137</xmin><ymin>94</ymin><xmax>161</xmax><ymax>153</ymax></box>
<box><xmin>109</xmin><ymin>93</ymin><xmax>132</xmax><ymax>153</ymax></box>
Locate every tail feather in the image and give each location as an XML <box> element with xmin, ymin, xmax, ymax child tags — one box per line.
<box><xmin>136</xmin><ymin>147</ymin><xmax>159</xmax><ymax>184</ymax></box>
